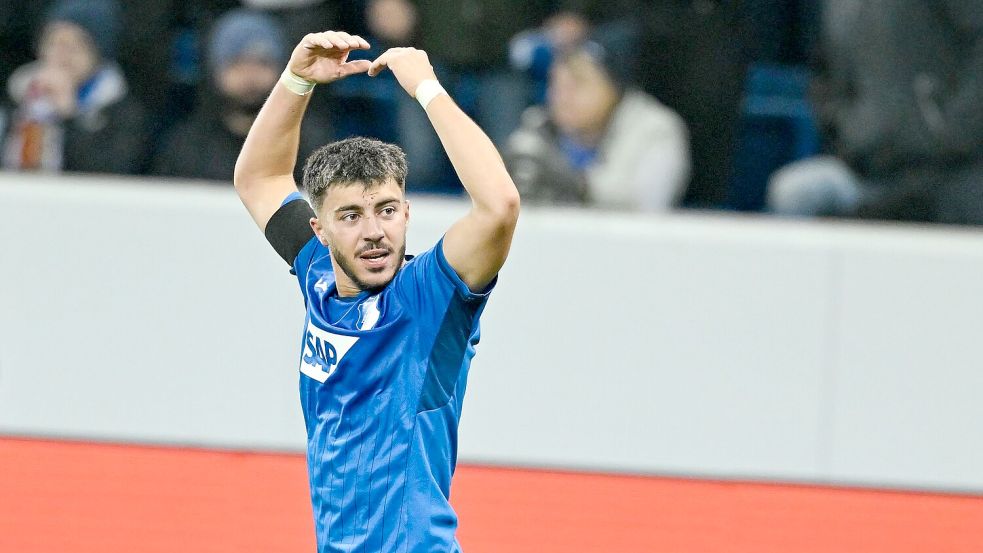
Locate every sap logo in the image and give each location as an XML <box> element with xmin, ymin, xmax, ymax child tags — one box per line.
<box><xmin>303</xmin><ymin>333</ymin><xmax>337</xmax><ymax>373</ymax></box>
<box><xmin>299</xmin><ymin>324</ymin><xmax>359</xmax><ymax>383</ymax></box>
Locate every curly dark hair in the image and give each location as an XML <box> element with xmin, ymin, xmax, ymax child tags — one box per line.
<box><xmin>302</xmin><ymin>136</ymin><xmax>408</xmax><ymax>212</ymax></box>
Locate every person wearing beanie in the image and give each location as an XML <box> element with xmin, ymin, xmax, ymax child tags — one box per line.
<box><xmin>152</xmin><ymin>9</ymin><xmax>330</xmax><ymax>183</ymax></box>
<box><xmin>45</xmin><ymin>0</ymin><xmax>122</xmax><ymax>61</ymax></box>
<box><xmin>504</xmin><ymin>29</ymin><xmax>691</xmax><ymax>211</ymax></box>
<box><xmin>1</xmin><ymin>0</ymin><xmax>149</xmax><ymax>174</ymax></box>
<box><xmin>239</xmin><ymin>0</ymin><xmax>341</xmax><ymax>50</ymax></box>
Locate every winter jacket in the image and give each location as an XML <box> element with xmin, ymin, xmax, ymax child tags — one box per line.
<box><xmin>505</xmin><ymin>89</ymin><xmax>690</xmax><ymax>211</ymax></box>
<box><xmin>2</xmin><ymin>62</ymin><xmax>148</xmax><ymax>174</ymax></box>
<box><xmin>818</xmin><ymin>0</ymin><xmax>983</xmax><ymax>177</ymax></box>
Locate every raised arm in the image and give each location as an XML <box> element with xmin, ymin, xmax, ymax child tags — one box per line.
<box><xmin>234</xmin><ymin>31</ymin><xmax>371</xmax><ymax>231</ymax></box>
<box><xmin>369</xmin><ymin>48</ymin><xmax>521</xmax><ymax>292</ymax></box>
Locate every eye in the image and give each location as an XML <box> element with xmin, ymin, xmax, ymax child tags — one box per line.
<box><xmin>380</xmin><ymin>206</ymin><xmax>397</xmax><ymax>217</ymax></box>
<box><xmin>341</xmin><ymin>213</ymin><xmax>359</xmax><ymax>222</ymax></box>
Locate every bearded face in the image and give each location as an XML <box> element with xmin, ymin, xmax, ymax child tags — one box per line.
<box><xmin>310</xmin><ymin>179</ymin><xmax>410</xmax><ymax>296</ymax></box>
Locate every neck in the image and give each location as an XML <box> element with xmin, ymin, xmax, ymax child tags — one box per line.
<box><xmin>336</xmin><ymin>281</ymin><xmax>362</xmax><ymax>298</ymax></box>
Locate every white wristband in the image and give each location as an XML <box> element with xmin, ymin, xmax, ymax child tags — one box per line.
<box><xmin>415</xmin><ymin>79</ymin><xmax>446</xmax><ymax>110</ymax></box>
<box><xmin>280</xmin><ymin>68</ymin><xmax>316</xmax><ymax>96</ymax></box>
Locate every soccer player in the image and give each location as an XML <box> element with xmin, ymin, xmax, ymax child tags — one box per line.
<box><xmin>233</xmin><ymin>31</ymin><xmax>520</xmax><ymax>551</ymax></box>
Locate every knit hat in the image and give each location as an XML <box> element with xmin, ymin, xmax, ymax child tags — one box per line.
<box><xmin>208</xmin><ymin>9</ymin><xmax>288</xmax><ymax>70</ymax></box>
<box><xmin>45</xmin><ymin>0</ymin><xmax>122</xmax><ymax>60</ymax></box>
<box><xmin>578</xmin><ymin>21</ymin><xmax>639</xmax><ymax>92</ymax></box>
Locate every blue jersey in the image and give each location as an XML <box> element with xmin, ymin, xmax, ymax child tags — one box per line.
<box><xmin>291</xmin><ymin>233</ymin><xmax>493</xmax><ymax>552</ymax></box>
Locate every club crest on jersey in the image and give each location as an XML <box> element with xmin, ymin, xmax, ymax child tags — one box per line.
<box><xmin>300</xmin><ymin>324</ymin><xmax>359</xmax><ymax>383</ymax></box>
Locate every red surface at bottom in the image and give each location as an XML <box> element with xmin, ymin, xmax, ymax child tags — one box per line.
<box><xmin>1</xmin><ymin>437</ymin><xmax>982</xmax><ymax>552</ymax></box>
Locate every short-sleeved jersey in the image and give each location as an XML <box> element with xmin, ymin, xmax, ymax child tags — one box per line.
<box><xmin>272</xmin><ymin>196</ymin><xmax>493</xmax><ymax>552</ymax></box>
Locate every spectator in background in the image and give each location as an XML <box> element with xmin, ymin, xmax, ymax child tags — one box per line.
<box><xmin>240</xmin><ymin>0</ymin><xmax>340</xmax><ymax>46</ymax></box>
<box><xmin>505</xmin><ymin>32</ymin><xmax>689</xmax><ymax>210</ymax></box>
<box><xmin>544</xmin><ymin>0</ymin><xmax>640</xmax><ymax>39</ymax></box>
<box><xmin>363</xmin><ymin>0</ymin><xmax>549</xmax><ymax>192</ymax></box>
<box><xmin>116</xmin><ymin>1</ymin><xmax>183</xmax><ymax>131</ymax></box>
<box><xmin>1</xmin><ymin>0</ymin><xmax>148</xmax><ymax>174</ymax></box>
<box><xmin>768</xmin><ymin>1</ymin><xmax>983</xmax><ymax>225</ymax></box>
<box><xmin>412</xmin><ymin>0</ymin><xmax>550</xmax><ymax>146</ymax></box>
<box><xmin>365</xmin><ymin>0</ymin><xmax>416</xmax><ymax>49</ymax></box>
<box><xmin>307</xmin><ymin>0</ymin><xmax>415</xmax><ymax>145</ymax></box>
<box><xmin>152</xmin><ymin>9</ymin><xmax>330</xmax><ymax>183</ymax></box>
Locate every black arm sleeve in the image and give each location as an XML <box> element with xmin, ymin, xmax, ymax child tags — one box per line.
<box><xmin>264</xmin><ymin>198</ymin><xmax>317</xmax><ymax>265</ymax></box>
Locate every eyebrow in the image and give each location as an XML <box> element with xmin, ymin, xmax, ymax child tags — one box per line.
<box><xmin>334</xmin><ymin>197</ymin><xmax>401</xmax><ymax>214</ymax></box>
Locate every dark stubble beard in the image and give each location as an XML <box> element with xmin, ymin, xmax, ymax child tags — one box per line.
<box><xmin>334</xmin><ymin>240</ymin><xmax>407</xmax><ymax>294</ymax></box>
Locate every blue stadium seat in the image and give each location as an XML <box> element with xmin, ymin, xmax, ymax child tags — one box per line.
<box><xmin>726</xmin><ymin>62</ymin><xmax>820</xmax><ymax>211</ymax></box>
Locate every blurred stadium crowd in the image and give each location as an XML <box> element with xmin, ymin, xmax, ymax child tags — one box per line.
<box><xmin>0</xmin><ymin>0</ymin><xmax>980</xmax><ymax>225</ymax></box>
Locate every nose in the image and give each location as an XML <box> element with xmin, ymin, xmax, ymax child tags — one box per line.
<box><xmin>361</xmin><ymin>214</ymin><xmax>385</xmax><ymax>242</ymax></box>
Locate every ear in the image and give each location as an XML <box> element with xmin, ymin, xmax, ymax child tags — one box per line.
<box><xmin>310</xmin><ymin>217</ymin><xmax>329</xmax><ymax>247</ymax></box>
<box><xmin>404</xmin><ymin>199</ymin><xmax>411</xmax><ymax>226</ymax></box>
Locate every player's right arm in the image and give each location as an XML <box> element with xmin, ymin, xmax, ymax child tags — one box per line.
<box><xmin>233</xmin><ymin>31</ymin><xmax>372</xmax><ymax>232</ymax></box>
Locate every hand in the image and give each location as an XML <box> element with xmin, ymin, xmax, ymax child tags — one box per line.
<box><xmin>544</xmin><ymin>12</ymin><xmax>589</xmax><ymax>51</ymax></box>
<box><xmin>368</xmin><ymin>47</ymin><xmax>438</xmax><ymax>97</ymax></box>
<box><xmin>287</xmin><ymin>31</ymin><xmax>372</xmax><ymax>84</ymax></box>
<box><xmin>34</xmin><ymin>65</ymin><xmax>77</xmax><ymax>118</ymax></box>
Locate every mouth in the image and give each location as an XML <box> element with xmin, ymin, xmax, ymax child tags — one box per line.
<box><xmin>358</xmin><ymin>248</ymin><xmax>391</xmax><ymax>270</ymax></box>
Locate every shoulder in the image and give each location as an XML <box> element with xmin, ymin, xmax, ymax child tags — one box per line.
<box><xmin>613</xmin><ymin>89</ymin><xmax>688</xmax><ymax>137</ymax></box>
<box><xmin>90</xmin><ymin>65</ymin><xmax>143</xmax><ymax>118</ymax></box>
<box><xmin>600</xmin><ymin>89</ymin><xmax>688</xmax><ymax>158</ymax></box>
<box><xmin>265</xmin><ymin>194</ymin><xmax>318</xmax><ymax>266</ymax></box>
<box><xmin>5</xmin><ymin>62</ymin><xmax>41</xmax><ymax>104</ymax></box>
<box><xmin>393</xmin><ymin>243</ymin><xmax>444</xmax><ymax>287</ymax></box>
<box><xmin>298</xmin><ymin>239</ymin><xmax>334</xmax><ymax>292</ymax></box>
<box><xmin>392</xmin><ymin>239</ymin><xmax>495</xmax><ymax>306</ymax></box>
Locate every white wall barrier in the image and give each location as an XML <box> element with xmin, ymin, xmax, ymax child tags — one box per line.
<box><xmin>2</xmin><ymin>173</ymin><xmax>983</xmax><ymax>493</ymax></box>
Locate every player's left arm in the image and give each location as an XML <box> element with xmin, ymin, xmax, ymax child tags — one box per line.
<box><xmin>369</xmin><ymin>48</ymin><xmax>520</xmax><ymax>292</ymax></box>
